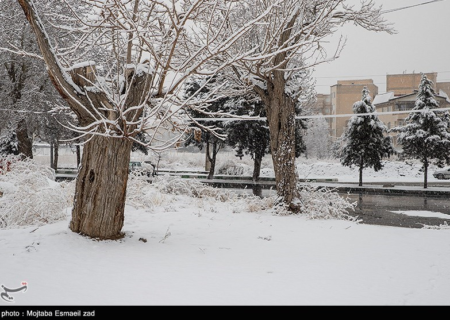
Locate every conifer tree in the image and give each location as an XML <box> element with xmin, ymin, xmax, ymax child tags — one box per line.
<box><xmin>184</xmin><ymin>77</ymin><xmax>228</xmax><ymax>180</ymax></box>
<box><xmin>390</xmin><ymin>74</ymin><xmax>450</xmax><ymax>188</ymax></box>
<box><xmin>225</xmin><ymin>97</ymin><xmax>270</xmax><ymax>182</ymax></box>
<box><xmin>225</xmin><ymin>96</ymin><xmax>306</xmax><ymax>182</ymax></box>
<box><xmin>341</xmin><ymin>87</ymin><xmax>394</xmax><ymax>186</ymax></box>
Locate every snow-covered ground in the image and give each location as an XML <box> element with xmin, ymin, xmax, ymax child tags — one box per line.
<box><xmin>126</xmin><ymin>149</ymin><xmax>446</xmax><ymax>184</ymax></box>
<box><xmin>2</xmin><ymin>152</ymin><xmax>450</xmax><ymax>306</ymax></box>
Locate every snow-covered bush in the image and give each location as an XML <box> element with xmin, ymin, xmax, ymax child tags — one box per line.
<box><xmin>422</xmin><ymin>221</ymin><xmax>450</xmax><ymax>230</ymax></box>
<box><xmin>153</xmin><ymin>176</ymin><xmax>239</xmax><ymax>202</ymax></box>
<box><xmin>126</xmin><ymin>170</ymin><xmax>162</xmax><ymax>209</ymax></box>
<box><xmin>217</xmin><ymin>160</ymin><xmax>244</xmax><ymax>176</ymax></box>
<box><xmin>0</xmin><ymin>155</ymin><xmax>73</xmax><ymax>229</ymax></box>
<box><xmin>272</xmin><ymin>183</ymin><xmax>357</xmax><ymax>221</ymax></box>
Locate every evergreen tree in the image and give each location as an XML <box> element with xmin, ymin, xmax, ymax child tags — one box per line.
<box><xmin>225</xmin><ymin>95</ymin><xmax>306</xmax><ymax>182</ymax></box>
<box><xmin>225</xmin><ymin>97</ymin><xmax>270</xmax><ymax>182</ymax></box>
<box><xmin>390</xmin><ymin>74</ymin><xmax>450</xmax><ymax>188</ymax></box>
<box><xmin>341</xmin><ymin>87</ymin><xmax>394</xmax><ymax>186</ymax></box>
<box><xmin>184</xmin><ymin>76</ymin><xmax>228</xmax><ymax>180</ymax></box>
<box><xmin>0</xmin><ymin>129</ymin><xmax>19</xmax><ymax>156</ymax></box>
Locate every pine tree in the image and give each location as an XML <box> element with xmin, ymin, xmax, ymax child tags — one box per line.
<box><xmin>341</xmin><ymin>87</ymin><xmax>394</xmax><ymax>186</ymax></box>
<box><xmin>225</xmin><ymin>95</ymin><xmax>306</xmax><ymax>182</ymax></box>
<box><xmin>390</xmin><ymin>74</ymin><xmax>450</xmax><ymax>188</ymax></box>
<box><xmin>225</xmin><ymin>97</ymin><xmax>270</xmax><ymax>182</ymax></box>
<box><xmin>183</xmin><ymin>76</ymin><xmax>228</xmax><ymax>180</ymax></box>
<box><xmin>0</xmin><ymin>130</ymin><xmax>19</xmax><ymax>156</ymax></box>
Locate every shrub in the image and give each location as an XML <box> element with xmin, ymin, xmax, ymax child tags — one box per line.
<box><xmin>0</xmin><ymin>155</ymin><xmax>73</xmax><ymax>229</ymax></box>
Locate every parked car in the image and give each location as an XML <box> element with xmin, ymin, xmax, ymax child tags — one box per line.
<box><xmin>129</xmin><ymin>161</ymin><xmax>156</xmax><ymax>177</ymax></box>
<box><xmin>433</xmin><ymin>167</ymin><xmax>450</xmax><ymax>180</ymax></box>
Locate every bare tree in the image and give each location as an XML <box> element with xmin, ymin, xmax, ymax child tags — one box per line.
<box><xmin>0</xmin><ymin>0</ymin><xmax>75</xmax><ymax>162</ymax></box>
<box><xmin>15</xmin><ymin>0</ymin><xmax>282</xmax><ymax>239</ymax></box>
<box><xmin>215</xmin><ymin>0</ymin><xmax>394</xmax><ymax>211</ymax></box>
<box><xmin>304</xmin><ymin>116</ymin><xmax>332</xmax><ymax>160</ymax></box>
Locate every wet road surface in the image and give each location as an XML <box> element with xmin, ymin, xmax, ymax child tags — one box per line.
<box><xmin>240</xmin><ymin>188</ymin><xmax>450</xmax><ymax>229</ymax></box>
<box><xmin>344</xmin><ymin>193</ymin><xmax>450</xmax><ymax>229</ymax></box>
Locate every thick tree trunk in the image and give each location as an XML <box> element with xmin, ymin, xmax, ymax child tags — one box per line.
<box><xmin>69</xmin><ymin>136</ymin><xmax>133</xmax><ymax>239</ymax></box>
<box><xmin>266</xmin><ymin>94</ymin><xmax>299</xmax><ymax>212</ymax></box>
<box><xmin>17</xmin><ymin>0</ymin><xmax>150</xmax><ymax>241</ymax></box>
<box><xmin>16</xmin><ymin>119</ymin><xmax>33</xmax><ymax>159</ymax></box>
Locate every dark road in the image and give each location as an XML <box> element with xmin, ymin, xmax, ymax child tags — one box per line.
<box><xmin>344</xmin><ymin>193</ymin><xmax>450</xmax><ymax>229</ymax></box>
<box><xmin>240</xmin><ymin>187</ymin><xmax>450</xmax><ymax>229</ymax></box>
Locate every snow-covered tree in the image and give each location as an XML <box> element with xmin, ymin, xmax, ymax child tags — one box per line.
<box><xmin>15</xmin><ymin>0</ymin><xmax>286</xmax><ymax>239</ymax></box>
<box><xmin>225</xmin><ymin>97</ymin><xmax>270</xmax><ymax>182</ymax></box>
<box><xmin>211</xmin><ymin>0</ymin><xmax>394</xmax><ymax>211</ymax></box>
<box><xmin>0</xmin><ymin>0</ymin><xmax>76</xmax><ymax>162</ymax></box>
<box><xmin>225</xmin><ymin>95</ymin><xmax>306</xmax><ymax>182</ymax></box>
<box><xmin>341</xmin><ymin>87</ymin><xmax>394</xmax><ymax>186</ymax></box>
<box><xmin>304</xmin><ymin>116</ymin><xmax>332</xmax><ymax>159</ymax></box>
<box><xmin>184</xmin><ymin>77</ymin><xmax>227</xmax><ymax>180</ymax></box>
<box><xmin>390</xmin><ymin>74</ymin><xmax>450</xmax><ymax>188</ymax></box>
<box><xmin>0</xmin><ymin>128</ymin><xmax>19</xmax><ymax>156</ymax></box>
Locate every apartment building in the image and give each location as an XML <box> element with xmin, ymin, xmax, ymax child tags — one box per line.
<box><xmin>313</xmin><ymin>72</ymin><xmax>450</xmax><ymax>140</ymax></box>
<box><xmin>330</xmin><ymin>79</ymin><xmax>378</xmax><ymax>139</ymax></box>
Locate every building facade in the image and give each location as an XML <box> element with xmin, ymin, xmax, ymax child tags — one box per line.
<box><xmin>312</xmin><ymin>72</ymin><xmax>450</xmax><ymax>141</ymax></box>
<box><xmin>330</xmin><ymin>79</ymin><xmax>378</xmax><ymax>139</ymax></box>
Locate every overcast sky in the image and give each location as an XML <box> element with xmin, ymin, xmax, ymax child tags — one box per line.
<box><xmin>312</xmin><ymin>0</ymin><xmax>450</xmax><ymax>95</ymax></box>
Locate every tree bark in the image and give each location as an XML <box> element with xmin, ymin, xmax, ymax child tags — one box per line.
<box><xmin>252</xmin><ymin>152</ymin><xmax>262</xmax><ymax>182</ymax></box>
<box><xmin>424</xmin><ymin>158</ymin><xmax>428</xmax><ymax>189</ymax></box>
<box><xmin>359</xmin><ymin>156</ymin><xmax>363</xmax><ymax>187</ymax></box>
<box><xmin>17</xmin><ymin>0</ymin><xmax>151</xmax><ymax>240</ymax></box>
<box><xmin>16</xmin><ymin>118</ymin><xmax>33</xmax><ymax>159</ymax></box>
<box><xmin>265</xmin><ymin>93</ymin><xmax>300</xmax><ymax>212</ymax></box>
<box><xmin>207</xmin><ymin>140</ymin><xmax>217</xmax><ymax>180</ymax></box>
<box><xmin>53</xmin><ymin>141</ymin><xmax>59</xmax><ymax>171</ymax></box>
<box><xmin>205</xmin><ymin>141</ymin><xmax>211</xmax><ymax>172</ymax></box>
<box><xmin>70</xmin><ymin>135</ymin><xmax>133</xmax><ymax>239</ymax></box>
<box><xmin>76</xmin><ymin>145</ymin><xmax>81</xmax><ymax>168</ymax></box>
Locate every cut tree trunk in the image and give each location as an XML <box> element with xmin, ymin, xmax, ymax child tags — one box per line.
<box><xmin>69</xmin><ymin>135</ymin><xmax>133</xmax><ymax>239</ymax></box>
<box><xmin>424</xmin><ymin>159</ymin><xmax>428</xmax><ymax>189</ymax></box>
<box><xmin>17</xmin><ymin>0</ymin><xmax>151</xmax><ymax>241</ymax></box>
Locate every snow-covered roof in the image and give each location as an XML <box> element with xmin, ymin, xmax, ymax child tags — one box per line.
<box><xmin>439</xmin><ymin>89</ymin><xmax>450</xmax><ymax>103</ymax></box>
<box><xmin>373</xmin><ymin>92</ymin><xmax>394</xmax><ymax>106</ymax></box>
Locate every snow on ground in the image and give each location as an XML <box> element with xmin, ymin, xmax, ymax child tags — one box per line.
<box><xmin>2</xmin><ymin>193</ymin><xmax>450</xmax><ymax>306</ymax></box>
<box><xmin>391</xmin><ymin>210</ymin><xmax>450</xmax><ymax>219</ymax></box>
<box><xmin>2</xmin><ymin>152</ymin><xmax>450</xmax><ymax>306</ymax></box>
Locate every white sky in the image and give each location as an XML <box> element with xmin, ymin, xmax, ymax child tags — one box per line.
<box><xmin>312</xmin><ymin>0</ymin><xmax>450</xmax><ymax>94</ymax></box>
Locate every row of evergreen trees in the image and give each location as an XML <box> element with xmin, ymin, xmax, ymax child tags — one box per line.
<box><xmin>340</xmin><ymin>74</ymin><xmax>450</xmax><ymax>188</ymax></box>
<box><xmin>183</xmin><ymin>76</ymin><xmax>306</xmax><ymax>181</ymax></box>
